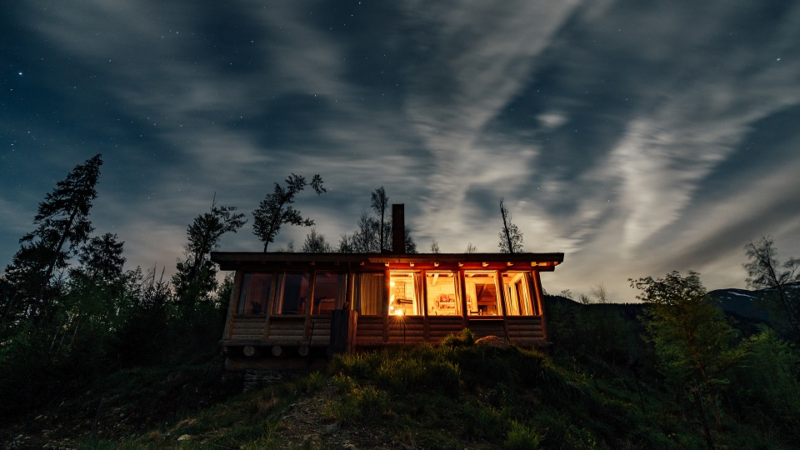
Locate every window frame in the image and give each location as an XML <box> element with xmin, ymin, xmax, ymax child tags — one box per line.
<box><xmin>501</xmin><ymin>271</ymin><xmax>536</xmax><ymax>316</ymax></box>
<box><xmin>463</xmin><ymin>270</ymin><xmax>504</xmax><ymax>317</ymax></box>
<box><xmin>424</xmin><ymin>270</ymin><xmax>461</xmax><ymax>316</ymax></box>
<box><xmin>235</xmin><ymin>272</ymin><xmax>275</xmax><ymax>316</ymax></box>
<box><xmin>272</xmin><ymin>272</ymin><xmax>311</xmax><ymax>316</ymax></box>
<box><xmin>389</xmin><ymin>271</ymin><xmax>424</xmax><ymax>316</ymax></box>
<box><xmin>310</xmin><ymin>271</ymin><xmax>348</xmax><ymax>316</ymax></box>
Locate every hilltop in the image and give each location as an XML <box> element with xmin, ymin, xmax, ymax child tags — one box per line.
<box><xmin>2</xmin><ymin>295</ymin><xmax>798</xmax><ymax>450</ymax></box>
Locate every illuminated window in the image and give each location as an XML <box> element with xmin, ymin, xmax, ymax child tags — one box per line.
<box><xmin>426</xmin><ymin>272</ymin><xmax>460</xmax><ymax>316</ymax></box>
<box><xmin>389</xmin><ymin>272</ymin><xmax>422</xmax><ymax>316</ymax></box>
<box><xmin>465</xmin><ymin>272</ymin><xmax>501</xmax><ymax>316</ymax></box>
<box><xmin>353</xmin><ymin>273</ymin><xmax>385</xmax><ymax>315</ymax></box>
<box><xmin>502</xmin><ymin>272</ymin><xmax>535</xmax><ymax>315</ymax></box>
<box><xmin>312</xmin><ymin>272</ymin><xmax>347</xmax><ymax>315</ymax></box>
<box><xmin>237</xmin><ymin>273</ymin><xmax>273</xmax><ymax>315</ymax></box>
<box><xmin>273</xmin><ymin>273</ymin><xmax>310</xmax><ymax>315</ymax></box>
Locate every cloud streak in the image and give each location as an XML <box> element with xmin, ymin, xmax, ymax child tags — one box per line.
<box><xmin>3</xmin><ymin>0</ymin><xmax>800</xmax><ymax>301</ymax></box>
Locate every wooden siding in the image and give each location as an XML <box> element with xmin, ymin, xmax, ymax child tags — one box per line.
<box><xmin>467</xmin><ymin>318</ymin><xmax>507</xmax><ymax>339</ymax></box>
<box><xmin>308</xmin><ymin>317</ymin><xmax>332</xmax><ymax>346</ymax></box>
<box><xmin>230</xmin><ymin>316</ymin><xmax>265</xmax><ymax>340</ymax></box>
<box><xmin>426</xmin><ymin>316</ymin><xmax>465</xmax><ymax>343</ymax></box>
<box><xmin>265</xmin><ymin>316</ymin><xmax>306</xmax><ymax>344</ymax></box>
<box><xmin>228</xmin><ymin>314</ymin><xmax>547</xmax><ymax>348</ymax></box>
<box><xmin>354</xmin><ymin>316</ymin><xmax>384</xmax><ymax>346</ymax></box>
<box><xmin>506</xmin><ymin>316</ymin><xmax>546</xmax><ymax>344</ymax></box>
<box><xmin>386</xmin><ymin>316</ymin><xmax>425</xmax><ymax>345</ymax></box>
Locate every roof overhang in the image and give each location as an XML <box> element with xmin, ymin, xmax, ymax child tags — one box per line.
<box><xmin>211</xmin><ymin>251</ymin><xmax>564</xmax><ymax>272</ymax></box>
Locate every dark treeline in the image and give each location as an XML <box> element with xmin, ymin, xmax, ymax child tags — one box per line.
<box><xmin>548</xmin><ymin>245</ymin><xmax>800</xmax><ymax>448</ymax></box>
<box><xmin>0</xmin><ymin>160</ymin><xmax>422</xmax><ymax>419</ymax></box>
<box><xmin>0</xmin><ymin>161</ymin><xmax>337</xmax><ymax>418</ymax></box>
<box><xmin>0</xmin><ymin>155</ymin><xmax>247</xmax><ymax>418</ymax></box>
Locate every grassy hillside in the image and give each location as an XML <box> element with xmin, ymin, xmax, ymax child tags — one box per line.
<box><xmin>2</xmin><ymin>301</ymin><xmax>799</xmax><ymax>449</ymax></box>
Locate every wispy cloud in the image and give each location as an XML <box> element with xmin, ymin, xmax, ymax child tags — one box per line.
<box><xmin>5</xmin><ymin>0</ymin><xmax>800</xmax><ymax>301</ymax></box>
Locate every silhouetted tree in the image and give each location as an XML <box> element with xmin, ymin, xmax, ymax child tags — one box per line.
<box><xmin>339</xmin><ymin>188</ymin><xmax>417</xmax><ymax>253</ymax></box>
<box><xmin>76</xmin><ymin>233</ymin><xmax>126</xmax><ymax>282</ymax></box>
<box><xmin>404</xmin><ymin>228</ymin><xmax>418</xmax><ymax>254</ymax></box>
<box><xmin>302</xmin><ymin>228</ymin><xmax>333</xmax><ymax>253</ymax></box>
<box><xmin>465</xmin><ymin>242</ymin><xmax>477</xmax><ymax>254</ymax></box>
<box><xmin>352</xmin><ymin>211</ymin><xmax>381</xmax><ymax>252</ymax></box>
<box><xmin>430</xmin><ymin>239</ymin><xmax>440</xmax><ymax>254</ymax></box>
<box><xmin>591</xmin><ymin>284</ymin><xmax>609</xmax><ymax>304</ymax></box>
<box><xmin>252</xmin><ymin>174</ymin><xmax>326</xmax><ymax>252</ymax></box>
<box><xmin>173</xmin><ymin>196</ymin><xmax>246</xmax><ymax>302</ymax></box>
<box><xmin>498</xmin><ymin>199</ymin><xmax>523</xmax><ymax>254</ymax></box>
<box><xmin>337</xmin><ymin>233</ymin><xmax>355</xmax><ymax>253</ymax></box>
<box><xmin>2</xmin><ymin>154</ymin><xmax>102</xmax><ymax>325</ymax></box>
<box><xmin>371</xmin><ymin>186</ymin><xmax>390</xmax><ymax>252</ymax></box>
<box><xmin>744</xmin><ymin>237</ymin><xmax>800</xmax><ymax>337</ymax></box>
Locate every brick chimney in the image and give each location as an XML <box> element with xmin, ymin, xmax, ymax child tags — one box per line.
<box><xmin>392</xmin><ymin>204</ymin><xmax>405</xmax><ymax>254</ymax></box>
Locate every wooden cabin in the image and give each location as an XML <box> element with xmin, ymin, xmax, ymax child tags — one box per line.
<box><xmin>211</xmin><ymin>205</ymin><xmax>564</xmax><ymax>370</ymax></box>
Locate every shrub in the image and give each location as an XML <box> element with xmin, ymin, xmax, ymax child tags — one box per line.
<box><xmin>327</xmin><ymin>385</ymin><xmax>391</xmax><ymax>424</ymax></box>
<box><xmin>504</xmin><ymin>421</ymin><xmax>542</xmax><ymax>450</ymax></box>
<box><xmin>375</xmin><ymin>351</ymin><xmax>461</xmax><ymax>397</ymax></box>
<box><xmin>441</xmin><ymin>328</ymin><xmax>476</xmax><ymax>347</ymax></box>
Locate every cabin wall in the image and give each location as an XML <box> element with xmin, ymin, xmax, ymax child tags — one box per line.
<box><xmin>221</xmin><ymin>265</ymin><xmax>550</xmax><ymax>360</ymax></box>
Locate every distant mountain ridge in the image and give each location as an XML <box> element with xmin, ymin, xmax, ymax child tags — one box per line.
<box><xmin>547</xmin><ymin>284</ymin><xmax>800</xmax><ymax>324</ymax></box>
<box><xmin>709</xmin><ymin>288</ymin><xmax>773</xmax><ymax>322</ymax></box>
<box><xmin>710</xmin><ymin>283</ymin><xmax>800</xmax><ymax>322</ymax></box>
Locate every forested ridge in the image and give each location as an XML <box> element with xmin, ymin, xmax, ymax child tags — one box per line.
<box><xmin>2</xmin><ymin>156</ymin><xmax>800</xmax><ymax>449</ymax></box>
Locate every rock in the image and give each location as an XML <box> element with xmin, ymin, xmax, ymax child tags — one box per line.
<box><xmin>177</xmin><ymin>434</ymin><xmax>192</xmax><ymax>441</ymax></box>
<box><xmin>474</xmin><ymin>335</ymin><xmax>510</xmax><ymax>348</ymax></box>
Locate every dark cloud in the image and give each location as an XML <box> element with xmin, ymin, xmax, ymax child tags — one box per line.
<box><xmin>3</xmin><ymin>0</ymin><xmax>800</xmax><ymax>300</ymax></box>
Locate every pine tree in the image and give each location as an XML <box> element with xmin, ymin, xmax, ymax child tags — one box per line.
<box><xmin>252</xmin><ymin>174</ymin><xmax>326</xmax><ymax>252</ymax></box>
<box><xmin>2</xmin><ymin>154</ymin><xmax>103</xmax><ymax>324</ymax></box>
<box><xmin>76</xmin><ymin>233</ymin><xmax>126</xmax><ymax>282</ymax></box>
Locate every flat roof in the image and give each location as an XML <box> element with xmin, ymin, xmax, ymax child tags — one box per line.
<box><xmin>211</xmin><ymin>251</ymin><xmax>564</xmax><ymax>271</ymax></box>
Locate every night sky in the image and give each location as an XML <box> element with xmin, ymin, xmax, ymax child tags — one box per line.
<box><xmin>3</xmin><ymin>1</ymin><xmax>800</xmax><ymax>301</ymax></box>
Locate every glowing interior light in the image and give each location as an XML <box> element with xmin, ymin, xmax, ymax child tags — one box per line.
<box><xmin>390</xmin><ymin>281</ymin><xmax>396</xmax><ymax>287</ymax></box>
<box><xmin>394</xmin><ymin>309</ymin><xmax>405</xmax><ymax>316</ymax></box>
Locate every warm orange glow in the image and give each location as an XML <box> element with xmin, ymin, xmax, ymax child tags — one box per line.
<box><xmin>394</xmin><ymin>309</ymin><xmax>405</xmax><ymax>316</ymax></box>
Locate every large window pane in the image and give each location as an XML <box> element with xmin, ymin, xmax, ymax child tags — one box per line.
<box><xmin>426</xmin><ymin>272</ymin><xmax>460</xmax><ymax>316</ymax></box>
<box><xmin>465</xmin><ymin>272</ymin><xmax>501</xmax><ymax>316</ymax></box>
<box><xmin>353</xmin><ymin>273</ymin><xmax>385</xmax><ymax>315</ymax></box>
<box><xmin>237</xmin><ymin>273</ymin><xmax>273</xmax><ymax>315</ymax></box>
<box><xmin>502</xmin><ymin>272</ymin><xmax>534</xmax><ymax>316</ymax></box>
<box><xmin>273</xmin><ymin>273</ymin><xmax>310</xmax><ymax>315</ymax></box>
<box><xmin>312</xmin><ymin>272</ymin><xmax>347</xmax><ymax>315</ymax></box>
<box><xmin>389</xmin><ymin>272</ymin><xmax>423</xmax><ymax>316</ymax></box>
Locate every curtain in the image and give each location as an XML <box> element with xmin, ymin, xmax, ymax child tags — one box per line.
<box><xmin>355</xmin><ymin>273</ymin><xmax>384</xmax><ymax>315</ymax></box>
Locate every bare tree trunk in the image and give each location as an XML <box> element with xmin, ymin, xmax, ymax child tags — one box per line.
<box><xmin>34</xmin><ymin>204</ymin><xmax>81</xmax><ymax>318</ymax></box>
<box><xmin>500</xmin><ymin>199</ymin><xmax>514</xmax><ymax>254</ymax></box>
<box><xmin>691</xmin><ymin>385</ymin><xmax>716</xmax><ymax>450</ymax></box>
